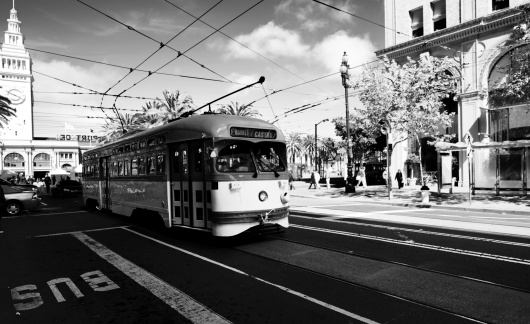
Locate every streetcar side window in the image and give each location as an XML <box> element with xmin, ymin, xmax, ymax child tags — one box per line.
<box><xmin>118</xmin><ymin>161</ymin><xmax>124</xmax><ymax>176</ymax></box>
<box><xmin>131</xmin><ymin>158</ymin><xmax>138</xmax><ymax>176</ymax></box>
<box><xmin>147</xmin><ymin>156</ymin><xmax>156</xmax><ymax>175</ymax></box>
<box><xmin>182</xmin><ymin>150</ymin><xmax>188</xmax><ymax>174</ymax></box>
<box><xmin>94</xmin><ymin>163</ymin><xmax>99</xmax><ymax>178</ymax></box>
<box><xmin>124</xmin><ymin>160</ymin><xmax>130</xmax><ymax>176</ymax></box>
<box><xmin>138</xmin><ymin>157</ymin><xmax>146</xmax><ymax>175</ymax></box>
<box><xmin>157</xmin><ymin>155</ymin><xmax>166</xmax><ymax>174</ymax></box>
<box><xmin>111</xmin><ymin>161</ymin><xmax>118</xmax><ymax>176</ymax></box>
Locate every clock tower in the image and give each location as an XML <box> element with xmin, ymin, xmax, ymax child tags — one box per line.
<box><xmin>0</xmin><ymin>1</ymin><xmax>32</xmax><ymax>141</ymax></box>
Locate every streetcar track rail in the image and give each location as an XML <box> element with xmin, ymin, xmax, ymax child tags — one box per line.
<box><xmin>291</xmin><ymin>213</ymin><xmax>530</xmax><ymax>248</ymax></box>
<box><xmin>232</xmin><ymin>233</ymin><xmax>489</xmax><ymax>324</ymax></box>
<box><xmin>262</xmin><ymin>227</ymin><xmax>530</xmax><ymax>295</ymax></box>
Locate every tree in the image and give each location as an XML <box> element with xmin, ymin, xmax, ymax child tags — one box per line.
<box><xmin>302</xmin><ymin>135</ymin><xmax>316</xmax><ymax>169</ymax></box>
<box><xmin>99</xmin><ymin>90</ymin><xmax>195</xmax><ymax>143</ymax></box>
<box><xmin>354</xmin><ymin>55</ymin><xmax>458</xmax><ymax>196</ymax></box>
<box><xmin>98</xmin><ymin>113</ymin><xmax>143</xmax><ymax>144</ymax></box>
<box><xmin>155</xmin><ymin>90</ymin><xmax>195</xmax><ymax>123</ymax></box>
<box><xmin>318</xmin><ymin>137</ymin><xmax>337</xmax><ymax>171</ymax></box>
<box><xmin>285</xmin><ymin>133</ymin><xmax>303</xmax><ymax>164</ymax></box>
<box><xmin>332</xmin><ymin>114</ymin><xmax>383</xmax><ymax>164</ymax></box>
<box><xmin>0</xmin><ymin>95</ymin><xmax>16</xmax><ymax>130</ymax></box>
<box><xmin>216</xmin><ymin>101</ymin><xmax>259</xmax><ymax>117</ymax></box>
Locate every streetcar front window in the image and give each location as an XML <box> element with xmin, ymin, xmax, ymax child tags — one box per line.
<box><xmin>252</xmin><ymin>142</ymin><xmax>286</xmax><ymax>172</ymax></box>
<box><xmin>216</xmin><ymin>141</ymin><xmax>255</xmax><ymax>173</ymax></box>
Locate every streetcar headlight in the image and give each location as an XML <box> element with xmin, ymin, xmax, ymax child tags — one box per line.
<box><xmin>258</xmin><ymin>191</ymin><xmax>268</xmax><ymax>202</ymax></box>
<box><xmin>280</xmin><ymin>192</ymin><xmax>290</xmax><ymax>204</ymax></box>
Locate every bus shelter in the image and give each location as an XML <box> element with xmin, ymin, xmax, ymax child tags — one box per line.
<box><xmin>436</xmin><ymin>140</ymin><xmax>530</xmax><ymax>196</ymax></box>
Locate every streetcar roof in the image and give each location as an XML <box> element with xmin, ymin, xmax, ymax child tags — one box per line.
<box><xmin>90</xmin><ymin>114</ymin><xmax>285</xmax><ymax>151</ymax></box>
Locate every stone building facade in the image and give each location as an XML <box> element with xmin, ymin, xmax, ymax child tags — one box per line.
<box><xmin>0</xmin><ymin>4</ymin><xmax>93</xmax><ymax>180</ymax></box>
<box><xmin>377</xmin><ymin>0</ymin><xmax>530</xmax><ymax>190</ymax></box>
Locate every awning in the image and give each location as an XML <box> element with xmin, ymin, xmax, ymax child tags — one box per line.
<box><xmin>50</xmin><ymin>168</ymin><xmax>70</xmax><ymax>175</ymax></box>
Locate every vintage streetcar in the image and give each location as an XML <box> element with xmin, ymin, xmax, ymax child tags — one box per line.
<box><xmin>82</xmin><ymin>114</ymin><xmax>290</xmax><ymax>236</ymax></box>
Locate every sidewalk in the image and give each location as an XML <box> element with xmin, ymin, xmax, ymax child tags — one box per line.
<box><xmin>288</xmin><ymin>180</ymin><xmax>530</xmax><ymax>216</ymax></box>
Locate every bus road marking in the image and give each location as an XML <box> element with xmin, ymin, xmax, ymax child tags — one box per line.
<box><xmin>72</xmin><ymin>232</ymin><xmax>232</xmax><ymax>324</ymax></box>
<box><xmin>33</xmin><ymin>226</ymin><xmax>131</xmax><ymax>238</ymax></box>
<box><xmin>120</xmin><ymin>228</ymin><xmax>379</xmax><ymax>324</ymax></box>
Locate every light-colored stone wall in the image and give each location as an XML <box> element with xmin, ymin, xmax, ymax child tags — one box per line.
<box><xmin>385</xmin><ymin>0</ymin><xmax>530</xmax><ymax>47</ymax></box>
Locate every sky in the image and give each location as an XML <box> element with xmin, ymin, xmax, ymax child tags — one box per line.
<box><xmin>1</xmin><ymin>0</ymin><xmax>385</xmax><ymax>140</ymax></box>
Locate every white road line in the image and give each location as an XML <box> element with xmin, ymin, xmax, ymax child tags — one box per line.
<box><xmin>3</xmin><ymin>211</ymin><xmax>87</xmax><ymax>219</ymax></box>
<box><xmin>34</xmin><ymin>226</ymin><xmax>130</xmax><ymax>238</ymax></box>
<box><xmin>121</xmin><ymin>228</ymin><xmax>379</xmax><ymax>324</ymax></box>
<box><xmin>290</xmin><ymin>224</ymin><xmax>530</xmax><ymax>265</ymax></box>
<box><xmin>291</xmin><ymin>215</ymin><xmax>530</xmax><ymax>248</ymax></box>
<box><xmin>72</xmin><ymin>232</ymin><xmax>232</xmax><ymax>324</ymax></box>
<box><xmin>301</xmin><ymin>203</ymin><xmax>363</xmax><ymax>208</ymax></box>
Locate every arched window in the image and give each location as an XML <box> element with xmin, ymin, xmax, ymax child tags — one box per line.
<box><xmin>4</xmin><ymin>153</ymin><xmax>25</xmax><ymax>168</ymax></box>
<box><xmin>61</xmin><ymin>164</ymin><xmax>72</xmax><ymax>171</ymax></box>
<box><xmin>33</xmin><ymin>153</ymin><xmax>51</xmax><ymax>168</ymax></box>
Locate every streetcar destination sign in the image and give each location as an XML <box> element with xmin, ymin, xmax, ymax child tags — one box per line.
<box><xmin>230</xmin><ymin>127</ymin><xmax>277</xmax><ymax>139</ymax></box>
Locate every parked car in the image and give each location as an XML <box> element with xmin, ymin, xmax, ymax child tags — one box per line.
<box><xmin>0</xmin><ymin>178</ymin><xmax>38</xmax><ymax>192</ymax></box>
<box><xmin>51</xmin><ymin>180</ymin><xmax>83</xmax><ymax>197</ymax></box>
<box><xmin>1</xmin><ymin>184</ymin><xmax>41</xmax><ymax>216</ymax></box>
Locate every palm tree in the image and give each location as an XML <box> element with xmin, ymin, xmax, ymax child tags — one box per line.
<box><xmin>0</xmin><ymin>95</ymin><xmax>16</xmax><ymax>130</ymax></box>
<box><xmin>302</xmin><ymin>135</ymin><xmax>315</xmax><ymax>169</ymax></box>
<box><xmin>157</xmin><ymin>90</ymin><xmax>195</xmax><ymax>121</ymax></box>
<box><xmin>285</xmin><ymin>133</ymin><xmax>303</xmax><ymax>163</ymax></box>
<box><xmin>217</xmin><ymin>101</ymin><xmax>259</xmax><ymax>117</ymax></box>
<box><xmin>98</xmin><ymin>113</ymin><xmax>143</xmax><ymax>144</ymax></box>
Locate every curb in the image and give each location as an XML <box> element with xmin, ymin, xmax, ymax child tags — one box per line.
<box><xmin>290</xmin><ymin>193</ymin><xmax>530</xmax><ymax>216</ymax></box>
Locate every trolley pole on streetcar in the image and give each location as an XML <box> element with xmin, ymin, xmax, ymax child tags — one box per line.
<box><xmin>340</xmin><ymin>52</ymin><xmax>355</xmax><ymax>193</ymax></box>
<box><xmin>315</xmin><ymin>119</ymin><xmax>328</xmax><ymax>175</ymax></box>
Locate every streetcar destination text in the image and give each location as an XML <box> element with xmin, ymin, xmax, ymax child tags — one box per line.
<box><xmin>230</xmin><ymin>127</ymin><xmax>277</xmax><ymax>139</ymax></box>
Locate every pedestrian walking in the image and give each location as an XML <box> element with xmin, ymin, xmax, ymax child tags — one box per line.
<box><xmin>289</xmin><ymin>171</ymin><xmax>295</xmax><ymax>190</ymax></box>
<box><xmin>325</xmin><ymin>166</ymin><xmax>331</xmax><ymax>189</ymax></box>
<box><xmin>395</xmin><ymin>169</ymin><xmax>404</xmax><ymax>189</ymax></box>
<box><xmin>382</xmin><ymin>167</ymin><xmax>388</xmax><ymax>187</ymax></box>
<box><xmin>52</xmin><ymin>175</ymin><xmax>56</xmax><ymax>185</ymax></box>
<box><xmin>308</xmin><ymin>171</ymin><xmax>316</xmax><ymax>189</ymax></box>
<box><xmin>314</xmin><ymin>171</ymin><xmax>321</xmax><ymax>189</ymax></box>
<box><xmin>44</xmin><ymin>173</ymin><xmax>52</xmax><ymax>193</ymax></box>
<box><xmin>356</xmin><ymin>165</ymin><xmax>367</xmax><ymax>189</ymax></box>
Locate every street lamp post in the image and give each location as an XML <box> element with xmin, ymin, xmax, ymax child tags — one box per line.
<box><xmin>315</xmin><ymin>119</ymin><xmax>329</xmax><ymax>175</ymax></box>
<box><xmin>340</xmin><ymin>52</ymin><xmax>355</xmax><ymax>193</ymax></box>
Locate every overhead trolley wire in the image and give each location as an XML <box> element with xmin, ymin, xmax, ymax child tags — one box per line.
<box><xmin>100</xmin><ymin>0</ymin><xmax>226</xmax><ymax>100</ymax></box>
<box><xmin>27</xmin><ymin>47</ymin><xmax>230</xmax><ymax>84</ymax></box>
<box><xmin>163</xmin><ymin>0</ymin><xmax>332</xmax><ymax>97</ymax></box>
<box><xmin>77</xmin><ymin>0</ymin><xmax>232</xmax><ymax>84</ymax></box>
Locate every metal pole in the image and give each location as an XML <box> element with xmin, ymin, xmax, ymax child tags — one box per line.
<box><xmin>315</xmin><ymin>123</ymin><xmax>318</xmax><ymax>174</ymax></box>
<box><xmin>345</xmin><ymin>86</ymin><xmax>354</xmax><ymax>193</ymax></box>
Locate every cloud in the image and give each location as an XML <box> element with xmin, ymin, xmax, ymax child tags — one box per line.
<box><xmin>221</xmin><ymin>24</ymin><xmax>377</xmax><ymax>76</ymax></box>
<box><xmin>275</xmin><ymin>0</ymin><xmax>355</xmax><ymax>30</ymax></box>
<box><xmin>224</xmin><ymin>22</ymin><xmax>310</xmax><ymax>60</ymax></box>
<box><xmin>311</xmin><ymin>30</ymin><xmax>377</xmax><ymax>74</ymax></box>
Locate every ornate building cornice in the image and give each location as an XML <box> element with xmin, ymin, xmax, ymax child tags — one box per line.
<box><xmin>376</xmin><ymin>6</ymin><xmax>524</xmax><ymax>59</ymax></box>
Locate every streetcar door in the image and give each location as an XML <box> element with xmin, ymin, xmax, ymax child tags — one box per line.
<box><xmin>170</xmin><ymin>143</ymin><xmax>189</xmax><ymax>226</ymax></box>
<box><xmin>100</xmin><ymin>156</ymin><xmax>111</xmax><ymax>210</ymax></box>
<box><xmin>188</xmin><ymin>140</ymin><xmax>207</xmax><ymax>229</ymax></box>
